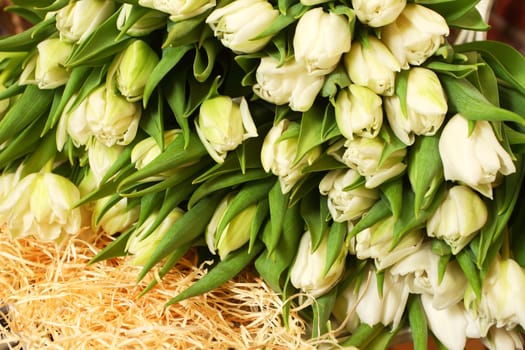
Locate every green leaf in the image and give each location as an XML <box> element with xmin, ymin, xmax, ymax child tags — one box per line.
<box><xmin>139</xmin><ymin>90</ymin><xmax>165</xmax><ymax>149</ymax></box>
<box><xmin>408</xmin><ymin>134</ymin><xmax>444</xmax><ymax>213</ymax></box>
<box><xmin>300</xmin><ymin>193</ymin><xmax>330</xmax><ymax>251</ymax></box>
<box><xmin>322</xmin><ymin>65</ymin><xmax>351</xmax><ymax>99</ymax></box>
<box><xmin>454</xmin><ymin>40</ymin><xmax>525</xmax><ymax>96</ymax></box>
<box><xmin>0</xmin><ymin>115</ymin><xmax>45</xmax><ymax>169</ymax></box>
<box><xmin>20</xmin><ymin>128</ymin><xmax>57</xmax><ymax>175</ymax></box>
<box><xmin>324</xmin><ymin>221</ymin><xmax>346</xmax><ymax>276</ymax></box>
<box><xmin>189</xmin><ymin>169</ymin><xmax>271</xmax><ymax>208</ymax></box>
<box><xmin>216</xmin><ymin>179</ymin><xmax>275</xmax><ymax>235</ymax></box>
<box><xmin>66</xmin><ymin>12</ymin><xmax>132</xmax><ymax>67</ymax></box>
<box><xmin>249</xmin><ymin>199</ymin><xmax>269</xmax><ymax>253</ymax></box>
<box><xmin>311</xmin><ymin>288</ymin><xmax>337</xmax><ymax>338</ymax></box>
<box><xmin>440</xmin><ymin>74</ymin><xmax>525</xmax><ymax>126</ymax></box>
<box><xmin>423</xmin><ymin>60</ymin><xmax>481</xmax><ymax>79</ymax></box>
<box><xmin>165</xmin><ymin>241</ymin><xmax>264</xmax><ymax>306</ymax></box>
<box><xmin>0</xmin><ymin>16</ymin><xmax>56</xmax><ymax>51</ymax></box>
<box><xmin>143</xmin><ymin>45</ymin><xmax>193</xmax><ymax>107</ymax></box>
<box><xmin>457</xmin><ymin>249</ymin><xmax>482</xmax><ymax>299</ymax></box>
<box><xmin>193</xmin><ymin>38</ymin><xmax>221</xmax><ymax>82</ymax></box>
<box><xmin>408</xmin><ymin>295</ymin><xmax>428</xmax><ymax>350</ymax></box>
<box><xmin>447</xmin><ymin>6</ymin><xmax>490</xmax><ymax>30</ymax></box>
<box><xmin>289</xmin><ymin>172</ymin><xmax>325</xmax><ymax>207</ymax></box>
<box><xmin>117</xmin><ymin>132</ymin><xmax>207</xmax><ymax>191</ymax></box>
<box><xmin>348</xmin><ymin>200</ymin><xmax>391</xmax><ymax>239</ymax></box>
<box><xmin>340</xmin><ymin>323</ymin><xmax>385</xmax><ymax>348</ymax></box>
<box><xmin>266</xmin><ymin>180</ymin><xmax>290</xmax><ymax>254</ymax></box>
<box><xmin>137</xmin><ymin>192</ymin><xmax>225</xmax><ymax>281</ymax></box>
<box><xmin>88</xmin><ymin>228</ymin><xmax>134</xmax><ymax>264</ymax></box>
<box><xmin>0</xmin><ymin>84</ymin><xmax>53</xmax><ymax>145</ymax></box>
<box><xmin>379</xmin><ymin>178</ymin><xmax>403</xmax><ymax>218</ymax></box>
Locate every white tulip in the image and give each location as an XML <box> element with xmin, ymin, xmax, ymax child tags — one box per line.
<box><xmin>126</xmin><ymin>209</ymin><xmax>184</xmax><ymax>266</ymax></box>
<box><xmin>482</xmin><ymin>326</ymin><xmax>524</xmax><ymax>350</ymax></box>
<box><xmin>261</xmin><ymin>119</ymin><xmax>321</xmax><ymax>193</ymax></box>
<box><xmin>421</xmin><ymin>294</ymin><xmax>469</xmax><ymax>350</ymax></box>
<box><xmin>343</xmin><ymin>35</ymin><xmax>401</xmax><ymax>96</ymax></box>
<box><xmin>319</xmin><ymin>169</ymin><xmax>379</xmax><ymax>222</ymax></box>
<box><xmin>390</xmin><ymin>242</ymin><xmax>468</xmax><ymax>309</ymax></box>
<box><xmin>464</xmin><ymin>256</ymin><xmax>525</xmax><ymax>336</ymax></box>
<box><xmin>293</xmin><ymin>8</ymin><xmax>351</xmax><ymax>76</ymax></box>
<box><xmin>206</xmin><ymin>0</ymin><xmax>278</xmax><ymax>53</ymax></box>
<box><xmin>384</xmin><ymin>67</ymin><xmax>447</xmax><ymax>145</ymax></box>
<box><xmin>382</xmin><ymin>3</ymin><xmax>449</xmax><ymax>68</ymax></box>
<box><xmin>85</xmin><ymin>86</ymin><xmax>142</xmax><ymax>147</ymax></box>
<box><xmin>205</xmin><ymin>193</ymin><xmax>257</xmax><ymax>260</ymax></box>
<box><xmin>56</xmin><ymin>0</ymin><xmax>116</xmax><ymax>43</ymax></box>
<box><xmin>352</xmin><ymin>0</ymin><xmax>406</xmax><ymax>27</ymax></box>
<box><xmin>35</xmin><ymin>38</ymin><xmax>73</xmax><ymax>89</ymax></box>
<box><xmin>195</xmin><ymin>96</ymin><xmax>257</xmax><ymax>163</ymax></box>
<box><xmin>115</xmin><ymin>40</ymin><xmax>159</xmax><ymax>102</ymax></box>
<box><xmin>88</xmin><ymin>138</ymin><xmax>124</xmax><ymax>186</ymax></box>
<box><xmin>0</xmin><ymin>172</ymin><xmax>82</xmax><ymax>242</ymax></box>
<box><xmin>335</xmin><ymin>84</ymin><xmax>383</xmax><ymax>140</ymax></box>
<box><xmin>117</xmin><ymin>4</ymin><xmax>168</xmax><ymax>37</ymax></box>
<box><xmin>93</xmin><ymin>197</ymin><xmax>139</xmax><ymax>236</ymax></box>
<box><xmin>427</xmin><ymin>185</ymin><xmax>488</xmax><ymax>254</ymax></box>
<box><xmin>350</xmin><ymin>216</ymin><xmax>423</xmax><ymax>270</ymax></box>
<box><xmin>340</xmin><ymin>136</ymin><xmax>407</xmax><ymax>188</ymax></box>
<box><xmin>290</xmin><ymin>231</ymin><xmax>346</xmax><ymax>298</ymax></box>
<box><xmin>439</xmin><ymin>114</ymin><xmax>515</xmax><ymax>198</ymax></box>
<box><xmin>139</xmin><ymin>0</ymin><xmax>215</xmax><ymax>21</ymax></box>
<box><xmin>253</xmin><ymin>56</ymin><xmax>325</xmax><ymax>112</ymax></box>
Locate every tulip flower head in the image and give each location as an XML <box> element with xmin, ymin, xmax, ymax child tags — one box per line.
<box><xmin>34</xmin><ymin>38</ymin><xmax>73</xmax><ymax>89</ymax></box>
<box><xmin>139</xmin><ymin>0</ymin><xmax>215</xmax><ymax>21</ymax></box>
<box><xmin>206</xmin><ymin>0</ymin><xmax>279</xmax><ymax>53</ymax></box>
<box><xmin>116</xmin><ymin>4</ymin><xmax>168</xmax><ymax>37</ymax></box>
<box><xmin>93</xmin><ymin>197</ymin><xmax>139</xmax><ymax>236</ymax></box>
<box><xmin>253</xmin><ymin>56</ymin><xmax>325</xmax><ymax>112</ymax></box>
<box><xmin>439</xmin><ymin>114</ymin><xmax>515</xmax><ymax>198</ymax></box>
<box><xmin>382</xmin><ymin>3</ymin><xmax>449</xmax><ymax>68</ymax></box>
<box><xmin>0</xmin><ymin>172</ymin><xmax>82</xmax><ymax>242</ymax></box>
<box><xmin>384</xmin><ymin>67</ymin><xmax>447</xmax><ymax>145</ymax></box>
<box><xmin>195</xmin><ymin>96</ymin><xmax>257</xmax><ymax>163</ymax></box>
<box><xmin>261</xmin><ymin>119</ymin><xmax>321</xmax><ymax>193</ymax></box>
<box><xmin>352</xmin><ymin>0</ymin><xmax>406</xmax><ymax>28</ymax></box>
<box><xmin>335</xmin><ymin>84</ymin><xmax>383</xmax><ymax>140</ymax></box>
<box><xmin>293</xmin><ymin>8</ymin><xmax>352</xmax><ymax>76</ymax></box>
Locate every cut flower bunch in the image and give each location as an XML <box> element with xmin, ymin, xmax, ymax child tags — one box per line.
<box><xmin>1</xmin><ymin>0</ymin><xmax>525</xmax><ymax>348</ymax></box>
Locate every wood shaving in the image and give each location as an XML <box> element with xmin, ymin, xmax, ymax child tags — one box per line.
<box><xmin>0</xmin><ymin>229</ymin><xmax>320</xmax><ymax>349</ymax></box>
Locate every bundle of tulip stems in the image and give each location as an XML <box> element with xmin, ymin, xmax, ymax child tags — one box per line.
<box><xmin>1</xmin><ymin>0</ymin><xmax>525</xmax><ymax>349</ymax></box>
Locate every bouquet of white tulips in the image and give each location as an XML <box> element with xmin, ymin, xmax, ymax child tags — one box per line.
<box><xmin>1</xmin><ymin>0</ymin><xmax>525</xmax><ymax>348</ymax></box>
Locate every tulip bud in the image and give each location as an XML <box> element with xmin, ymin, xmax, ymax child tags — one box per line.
<box><xmin>88</xmin><ymin>139</ymin><xmax>125</xmax><ymax>186</ymax></box>
<box><xmin>339</xmin><ymin>136</ymin><xmax>407</xmax><ymax>188</ymax></box>
<box><xmin>34</xmin><ymin>38</ymin><xmax>73</xmax><ymax>89</ymax></box>
<box><xmin>85</xmin><ymin>86</ymin><xmax>141</xmax><ymax>147</ymax></box>
<box><xmin>352</xmin><ymin>0</ymin><xmax>406</xmax><ymax>28</ymax></box>
<box><xmin>205</xmin><ymin>193</ymin><xmax>257</xmax><ymax>260</ymax></box>
<box><xmin>290</xmin><ymin>230</ymin><xmax>346</xmax><ymax>298</ymax></box>
<box><xmin>427</xmin><ymin>185</ymin><xmax>487</xmax><ymax>254</ymax></box>
<box><xmin>420</xmin><ymin>294</ymin><xmax>469</xmax><ymax>350</ymax></box>
<box><xmin>319</xmin><ymin>169</ymin><xmax>379</xmax><ymax>222</ymax></box>
<box><xmin>93</xmin><ymin>197</ymin><xmax>139</xmax><ymax>236</ymax></box>
<box><xmin>206</xmin><ymin>0</ymin><xmax>278</xmax><ymax>53</ymax></box>
<box><xmin>334</xmin><ymin>265</ymin><xmax>410</xmax><ymax>329</ymax></box>
<box><xmin>56</xmin><ymin>0</ymin><xmax>116</xmax><ymax>43</ymax></box>
<box><xmin>195</xmin><ymin>96</ymin><xmax>257</xmax><ymax>163</ymax></box>
<box><xmin>384</xmin><ymin>67</ymin><xmax>447</xmax><ymax>145</ymax></box>
<box><xmin>0</xmin><ymin>172</ymin><xmax>82</xmax><ymax>242</ymax></box>
<box><xmin>253</xmin><ymin>56</ymin><xmax>325</xmax><ymax>112</ymax></box>
<box><xmin>439</xmin><ymin>114</ymin><xmax>515</xmax><ymax>198</ymax></box>
<box><xmin>464</xmin><ymin>256</ymin><xmax>525</xmax><ymax>336</ymax></box>
<box><xmin>390</xmin><ymin>243</ymin><xmax>468</xmax><ymax>309</ymax></box>
<box><xmin>335</xmin><ymin>84</ymin><xmax>383</xmax><ymax>139</ymax></box>
<box><xmin>127</xmin><ymin>210</ymin><xmax>184</xmax><ymax>266</ymax></box>
<box><xmin>382</xmin><ymin>4</ymin><xmax>449</xmax><ymax>68</ymax></box>
<box><xmin>140</xmin><ymin>0</ymin><xmax>215</xmax><ymax>21</ymax></box>
<box><xmin>293</xmin><ymin>8</ymin><xmax>351</xmax><ymax>76</ymax></box>
<box><xmin>261</xmin><ymin>119</ymin><xmax>321</xmax><ymax>193</ymax></box>
<box><xmin>343</xmin><ymin>34</ymin><xmax>401</xmax><ymax>96</ymax></box>
<box><xmin>116</xmin><ymin>4</ymin><xmax>168</xmax><ymax>37</ymax></box>
<box><xmin>131</xmin><ymin>129</ymin><xmax>182</xmax><ymax>174</ymax></box>
<box><xmin>115</xmin><ymin>40</ymin><xmax>159</xmax><ymax>102</ymax></box>
<box><xmin>350</xmin><ymin>216</ymin><xmax>423</xmax><ymax>270</ymax></box>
